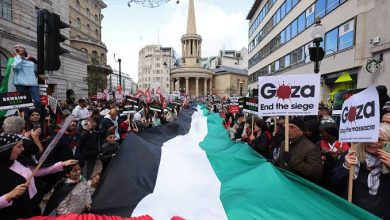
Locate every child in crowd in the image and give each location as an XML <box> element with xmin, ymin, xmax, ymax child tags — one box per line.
<box><xmin>99</xmin><ymin>130</ymin><xmax>120</xmax><ymax>170</ymax></box>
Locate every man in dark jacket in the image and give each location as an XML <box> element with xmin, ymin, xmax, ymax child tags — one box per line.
<box><xmin>80</xmin><ymin>117</ymin><xmax>99</xmax><ymax>179</ymax></box>
<box><xmin>233</xmin><ymin>113</ymin><xmax>246</xmax><ymax>141</ymax></box>
<box><xmin>275</xmin><ymin>118</ymin><xmax>323</xmax><ymax>183</ymax></box>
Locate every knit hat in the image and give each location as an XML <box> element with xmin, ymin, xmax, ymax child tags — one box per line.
<box><xmin>0</xmin><ymin>133</ymin><xmax>22</xmax><ymax>153</ymax></box>
<box><xmin>383</xmin><ymin>101</ymin><xmax>390</xmax><ymax>110</ymax></box>
<box><xmin>319</xmin><ymin>122</ymin><xmax>339</xmax><ymax>139</ymax></box>
<box><xmin>289</xmin><ymin>118</ymin><xmax>305</xmax><ymax>132</ymax></box>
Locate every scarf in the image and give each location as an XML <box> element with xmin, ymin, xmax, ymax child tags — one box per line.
<box><xmin>353</xmin><ymin>151</ymin><xmax>382</xmax><ymax>195</ymax></box>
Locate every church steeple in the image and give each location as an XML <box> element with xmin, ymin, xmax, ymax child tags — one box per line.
<box><xmin>181</xmin><ymin>0</ymin><xmax>202</xmax><ymax>68</ymax></box>
<box><xmin>186</xmin><ymin>0</ymin><xmax>197</xmax><ymax>34</ymax></box>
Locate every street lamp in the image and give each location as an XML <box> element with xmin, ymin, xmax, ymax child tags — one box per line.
<box><xmin>309</xmin><ymin>17</ymin><xmax>326</xmax><ymax>74</ymax></box>
<box><xmin>114</xmin><ymin>54</ymin><xmax>122</xmax><ymax>88</ymax></box>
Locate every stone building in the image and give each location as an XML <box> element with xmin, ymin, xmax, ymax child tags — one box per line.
<box><xmin>0</xmin><ymin>0</ymin><xmax>89</xmax><ymax>100</ymax></box>
<box><xmin>170</xmin><ymin>0</ymin><xmax>214</xmax><ymax>96</ymax></box>
<box><xmin>138</xmin><ymin>45</ymin><xmax>176</xmax><ymax>94</ymax></box>
<box><xmin>69</xmin><ymin>0</ymin><xmax>112</xmax><ymax>96</ymax></box>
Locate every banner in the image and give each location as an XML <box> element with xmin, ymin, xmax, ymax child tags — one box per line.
<box><xmin>243</xmin><ymin>97</ymin><xmax>258</xmax><ymax>114</ymax></box>
<box><xmin>258</xmin><ymin>74</ymin><xmax>320</xmax><ymax>116</ymax></box>
<box><xmin>48</xmin><ymin>96</ymin><xmax>58</xmax><ymax>114</ymax></box>
<box><xmin>339</xmin><ymin>86</ymin><xmax>379</xmax><ymax>142</ymax></box>
<box><xmin>0</xmin><ymin>92</ymin><xmax>34</xmax><ymax>111</ymax></box>
<box><xmin>127</xmin><ymin>96</ymin><xmax>140</xmax><ymax>109</ymax></box>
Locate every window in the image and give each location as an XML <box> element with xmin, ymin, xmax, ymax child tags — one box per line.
<box><xmin>290</xmin><ymin>50</ymin><xmax>297</xmax><ymax>65</ymax></box>
<box><xmin>286</xmin><ymin>0</ymin><xmax>292</xmax><ymax>13</ymax></box>
<box><xmin>280</xmin><ymin>30</ymin><xmax>286</xmax><ymax>44</ymax></box>
<box><xmin>275</xmin><ymin>9</ymin><xmax>280</xmax><ymax>24</ymax></box>
<box><xmin>95</xmin><ymin>29</ymin><xmax>99</xmax><ymax>38</ymax></box>
<box><xmin>279</xmin><ymin>57</ymin><xmax>285</xmax><ymax>69</ymax></box>
<box><xmin>87</xmin><ymin>24</ymin><xmax>90</xmax><ymax>32</ymax></box>
<box><xmin>1</xmin><ymin>0</ymin><xmax>12</xmax><ymax>20</ymax></box>
<box><xmin>280</xmin><ymin>3</ymin><xmax>286</xmax><ymax>19</ymax></box>
<box><xmin>304</xmin><ymin>43</ymin><xmax>313</xmax><ymax>63</ymax></box>
<box><xmin>292</xmin><ymin>0</ymin><xmax>299</xmax><ymax>7</ymax></box>
<box><xmin>271</xmin><ymin>62</ymin><xmax>275</xmax><ymax>73</ymax></box>
<box><xmin>327</xmin><ymin>0</ymin><xmax>339</xmax><ymax>13</ymax></box>
<box><xmin>291</xmin><ymin>20</ymin><xmax>298</xmax><ymax>38</ymax></box>
<box><xmin>76</xmin><ymin>18</ymin><xmax>81</xmax><ymax>29</ymax></box>
<box><xmin>87</xmin><ymin>8</ymin><xmax>90</xmax><ymax>17</ymax></box>
<box><xmin>296</xmin><ymin>47</ymin><xmax>304</xmax><ymax>63</ymax></box>
<box><xmin>325</xmin><ymin>28</ymin><xmax>338</xmax><ymax>55</ymax></box>
<box><xmin>285</xmin><ymin>25</ymin><xmax>291</xmax><ymax>42</ymax></box>
<box><xmin>0</xmin><ymin>51</ymin><xmax>8</xmax><ymax>78</ymax></box>
<box><xmin>315</xmin><ymin>0</ymin><xmax>326</xmax><ymax>18</ymax></box>
<box><xmin>285</xmin><ymin>55</ymin><xmax>290</xmax><ymax>67</ymax></box>
<box><xmin>297</xmin><ymin>13</ymin><xmax>306</xmax><ymax>33</ymax></box>
<box><xmin>306</xmin><ymin>4</ymin><xmax>315</xmax><ymax>27</ymax></box>
<box><xmin>275</xmin><ymin>60</ymin><xmax>280</xmax><ymax>71</ymax></box>
<box><xmin>338</xmin><ymin>20</ymin><xmax>354</xmax><ymax>50</ymax></box>
<box><xmin>76</xmin><ymin>0</ymin><xmax>80</xmax><ymax>10</ymax></box>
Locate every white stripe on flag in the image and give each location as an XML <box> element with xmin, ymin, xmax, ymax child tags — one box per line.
<box><xmin>132</xmin><ymin>108</ymin><xmax>227</xmax><ymax>220</ymax></box>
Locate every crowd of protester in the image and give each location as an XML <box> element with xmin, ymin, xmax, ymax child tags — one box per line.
<box><xmin>215</xmin><ymin>90</ymin><xmax>390</xmax><ymax>219</ymax></box>
<box><xmin>0</xmin><ymin>95</ymin><xmax>183</xmax><ymax>219</ymax></box>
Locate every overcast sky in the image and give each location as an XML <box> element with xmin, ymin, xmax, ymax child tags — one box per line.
<box><xmin>102</xmin><ymin>0</ymin><xmax>253</xmax><ymax>81</ymax></box>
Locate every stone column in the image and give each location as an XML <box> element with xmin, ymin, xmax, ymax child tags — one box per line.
<box><xmin>170</xmin><ymin>79</ymin><xmax>175</xmax><ymax>92</ymax></box>
<box><xmin>209</xmin><ymin>78</ymin><xmax>213</xmax><ymax>94</ymax></box>
<box><xmin>203</xmin><ymin>78</ymin><xmax>207</xmax><ymax>96</ymax></box>
<box><xmin>185</xmin><ymin>77</ymin><xmax>189</xmax><ymax>95</ymax></box>
<box><xmin>195</xmin><ymin>77</ymin><xmax>199</xmax><ymax>97</ymax></box>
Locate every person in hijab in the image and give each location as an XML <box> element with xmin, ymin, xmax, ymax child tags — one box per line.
<box><xmin>0</xmin><ymin>133</ymin><xmax>77</xmax><ymax>220</ymax></box>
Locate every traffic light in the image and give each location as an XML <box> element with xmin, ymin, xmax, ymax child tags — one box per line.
<box><xmin>44</xmin><ymin>11</ymin><xmax>69</xmax><ymax>71</ymax></box>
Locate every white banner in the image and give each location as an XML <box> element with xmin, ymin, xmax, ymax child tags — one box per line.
<box><xmin>339</xmin><ymin>86</ymin><xmax>379</xmax><ymax>142</ymax></box>
<box><xmin>48</xmin><ymin>96</ymin><xmax>58</xmax><ymax>114</ymax></box>
<box><xmin>258</xmin><ymin>74</ymin><xmax>320</xmax><ymax>116</ymax></box>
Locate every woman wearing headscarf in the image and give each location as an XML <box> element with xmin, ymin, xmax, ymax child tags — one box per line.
<box><xmin>0</xmin><ymin>133</ymin><xmax>77</xmax><ymax>220</ymax></box>
<box><xmin>331</xmin><ymin>123</ymin><xmax>390</xmax><ymax>219</ymax></box>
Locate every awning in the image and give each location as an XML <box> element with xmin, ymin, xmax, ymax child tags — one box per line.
<box><xmin>334</xmin><ymin>72</ymin><xmax>353</xmax><ymax>83</ymax></box>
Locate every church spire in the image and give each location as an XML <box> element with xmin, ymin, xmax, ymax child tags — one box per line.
<box><xmin>186</xmin><ymin>0</ymin><xmax>197</xmax><ymax>34</ymax></box>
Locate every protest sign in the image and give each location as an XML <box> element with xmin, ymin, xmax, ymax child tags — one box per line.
<box><xmin>332</xmin><ymin>88</ymin><xmax>365</xmax><ymax>116</ymax></box>
<box><xmin>97</xmin><ymin>92</ymin><xmax>103</xmax><ymax>99</ymax></box>
<box><xmin>258</xmin><ymin>74</ymin><xmax>320</xmax><ymax>116</ymax></box>
<box><xmin>39</xmin><ymin>84</ymin><xmax>48</xmax><ymax>106</ymax></box>
<box><xmin>243</xmin><ymin>97</ymin><xmax>258</xmax><ymax>114</ymax></box>
<box><xmin>228</xmin><ymin>105</ymin><xmax>240</xmax><ymax>114</ymax></box>
<box><xmin>48</xmin><ymin>96</ymin><xmax>58</xmax><ymax>114</ymax></box>
<box><xmin>127</xmin><ymin>96</ymin><xmax>140</xmax><ymax>109</ymax></box>
<box><xmin>339</xmin><ymin>86</ymin><xmax>379</xmax><ymax>143</ymax></box>
<box><xmin>0</xmin><ymin>92</ymin><xmax>34</xmax><ymax>111</ymax></box>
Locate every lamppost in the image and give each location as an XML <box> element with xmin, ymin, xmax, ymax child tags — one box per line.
<box><xmin>309</xmin><ymin>17</ymin><xmax>326</xmax><ymax>74</ymax></box>
<box><xmin>114</xmin><ymin>54</ymin><xmax>122</xmax><ymax>87</ymax></box>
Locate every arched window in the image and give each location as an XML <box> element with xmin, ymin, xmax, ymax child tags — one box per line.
<box><xmin>1</xmin><ymin>0</ymin><xmax>12</xmax><ymax>20</ymax></box>
<box><xmin>100</xmin><ymin>53</ymin><xmax>105</xmax><ymax>64</ymax></box>
<box><xmin>0</xmin><ymin>51</ymin><xmax>9</xmax><ymax>78</ymax></box>
<box><xmin>95</xmin><ymin>29</ymin><xmax>99</xmax><ymax>38</ymax></box>
<box><xmin>95</xmin><ymin>14</ymin><xmax>98</xmax><ymax>22</ymax></box>
<box><xmin>91</xmin><ymin>50</ymin><xmax>99</xmax><ymax>64</ymax></box>
<box><xmin>76</xmin><ymin>18</ymin><xmax>81</xmax><ymax>29</ymax></box>
<box><xmin>76</xmin><ymin>0</ymin><xmax>80</xmax><ymax>10</ymax></box>
<box><xmin>86</xmin><ymin>8</ymin><xmax>90</xmax><ymax>17</ymax></box>
<box><xmin>87</xmin><ymin>24</ymin><xmax>90</xmax><ymax>33</ymax></box>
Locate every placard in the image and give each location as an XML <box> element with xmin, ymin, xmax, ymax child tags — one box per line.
<box><xmin>339</xmin><ymin>86</ymin><xmax>379</xmax><ymax>142</ymax></box>
<box><xmin>243</xmin><ymin>97</ymin><xmax>258</xmax><ymax>114</ymax></box>
<box><xmin>228</xmin><ymin>105</ymin><xmax>240</xmax><ymax>114</ymax></box>
<box><xmin>258</xmin><ymin>74</ymin><xmax>320</xmax><ymax>116</ymax></box>
<box><xmin>48</xmin><ymin>96</ymin><xmax>58</xmax><ymax>114</ymax></box>
<box><xmin>127</xmin><ymin>96</ymin><xmax>140</xmax><ymax>109</ymax></box>
<box><xmin>0</xmin><ymin>92</ymin><xmax>34</xmax><ymax>111</ymax></box>
<box><xmin>97</xmin><ymin>92</ymin><xmax>103</xmax><ymax>99</ymax></box>
<box><xmin>39</xmin><ymin>84</ymin><xmax>48</xmax><ymax>106</ymax></box>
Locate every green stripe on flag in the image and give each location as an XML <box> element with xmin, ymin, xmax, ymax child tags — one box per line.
<box><xmin>199</xmin><ymin>108</ymin><xmax>379</xmax><ymax>220</ymax></box>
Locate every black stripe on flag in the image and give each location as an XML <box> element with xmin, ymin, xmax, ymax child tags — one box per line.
<box><xmin>90</xmin><ymin>108</ymin><xmax>196</xmax><ymax>217</ymax></box>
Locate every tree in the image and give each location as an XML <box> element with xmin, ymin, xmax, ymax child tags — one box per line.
<box><xmin>225</xmin><ymin>86</ymin><xmax>237</xmax><ymax>96</ymax></box>
<box><xmin>86</xmin><ymin>57</ymin><xmax>107</xmax><ymax>96</ymax></box>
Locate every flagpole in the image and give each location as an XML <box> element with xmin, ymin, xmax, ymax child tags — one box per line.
<box><xmin>284</xmin><ymin>116</ymin><xmax>289</xmax><ymax>152</ymax></box>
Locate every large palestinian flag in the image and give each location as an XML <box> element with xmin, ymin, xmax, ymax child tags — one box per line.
<box><xmin>29</xmin><ymin>106</ymin><xmax>378</xmax><ymax>220</ymax></box>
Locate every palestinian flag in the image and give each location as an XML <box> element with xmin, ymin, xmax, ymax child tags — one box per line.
<box><xmin>0</xmin><ymin>57</ymin><xmax>17</xmax><ymax>117</ymax></box>
<box><xmin>29</xmin><ymin>106</ymin><xmax>379</xmax><ymax>220</ymax></box>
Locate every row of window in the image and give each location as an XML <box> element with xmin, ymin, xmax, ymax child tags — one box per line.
<box><xmin>249</xmin><ymin>0</ymin><xmax>347</xmax><ymax>68</ymax></box>
<box><xmin>76</xmin><ymin>0</ymin><xmax>100</xmax><ymax>23</ymax></box>
<box><xmin>248</xmin><ymin>0</ymin><xmax>276</xmax><ymax>37</ymax></box>
<box><xmin>249</xmin><ymin>0</ymin><xmax>300</xmax><ymax>53</ymax></box>
<box><xmin>75</xmin><ymin>18</ymin><xmax>99</xmax><ymax>37</ymax></box>
<box><xmin>249</xmin><ymin>19</ymin><xmax>355</xmax><ymax>82</ymax></box>
<box><xmin>0</xmin><ymin>0</ymin><xmax>11</xmax><ymax>20</ymax></box>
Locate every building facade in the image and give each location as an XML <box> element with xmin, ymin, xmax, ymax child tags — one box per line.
<box><xmin>69</xmin><ymin>0</ymin><xmax>112</xmax><ymax>96</ymax></box>
<box><xmin>108</xmin><ymin>70</ymin><xmax>136</xmax><ymax>94</ymax></box>
<box><xmin>138</xmin><ymin>45</ymin><xmax>176</xmax><ymax>94</ymax></box>
<box><xmin>247</xmin><ymin>0</ymin><xmax>390</xmax><ymax>104</ymax></box>
<box><xmin>203</xmin><ymin>48</ymin><xmax>248</xmax><ymax>70</ymax></box>
<box><xmin>0</xmin><ymin>0</ymin><xmax>89</xmax><ymax>100</ymax></box>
